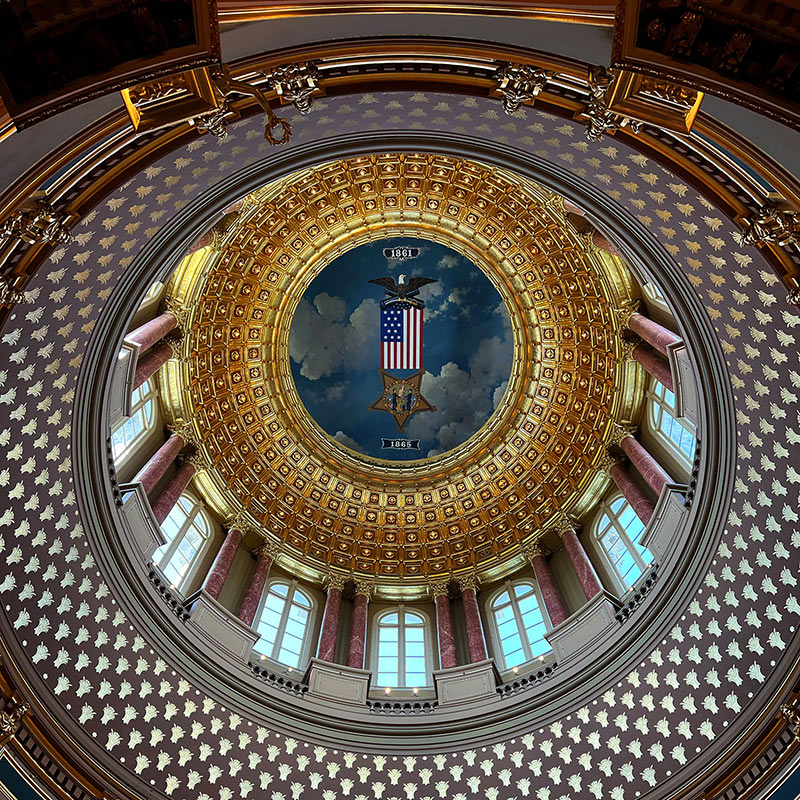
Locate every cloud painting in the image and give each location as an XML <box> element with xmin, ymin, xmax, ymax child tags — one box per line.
<box><xmin>289</xmin><ymin>237</ymin><xmax>513</xmax><ymax>461</ymax></box>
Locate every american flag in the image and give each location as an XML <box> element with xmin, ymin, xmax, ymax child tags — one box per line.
<box><xmin>381</xmin><ymin>302</ymin><xmax>423</xmax><ymax>370</ymax></box>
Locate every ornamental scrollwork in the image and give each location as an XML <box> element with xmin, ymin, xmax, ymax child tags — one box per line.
<box><xmin>495</xmin><ymin>63</ymin><xmax>550</xmax><ymax>115</ymax></box>
<box><xmin>265</xmin><ymin>62</ymin><xmax>321</xmax><ymax>115</ymax></box>
<box><xmin>0</xmin><ymin>199</ymin><xmax>72</xmax><ymax>246</ymax></box>
<box><xmin>583</xmin><ymin>66</ymin><xmax>643</xmax><ymax>141</ymax></box>
<box><xmin>734</xmin><ymin>204</ymin><xmax>800</xmax><ymax>248</ymax></box>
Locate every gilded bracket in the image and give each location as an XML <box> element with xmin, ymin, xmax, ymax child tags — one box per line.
<box><xmin>494</xmin><ymin>63</ymin><xmax>550</xmax><ymax>115</ymax></box>
<box><xmin>265</xmin><ymin>62</ymin><xmax>322</xmax><ymax>115</ymax></box>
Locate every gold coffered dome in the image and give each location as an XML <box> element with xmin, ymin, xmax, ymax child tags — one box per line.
<box><xmin>160</xmin><ymin>152</ymin><xmax>644</xmax><ymax>595</ymax></box>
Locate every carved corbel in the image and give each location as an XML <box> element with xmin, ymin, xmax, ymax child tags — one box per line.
<box><xmin>0</xmin><ymin>198</ymin><xmax>72</xmax><ymax>247</ymax></box>
<box><xmin>0</xmin><ymin>697</ymin><xmax>30</xmax><ymax>747</ymax></box>
<box><xmin>581</xmin><ymin>66</ymin><xmax>643</xmax><ymax>141</ymax></box>
<box><xmin>734</xmin><ymin>203</ymin><xmax>800</xmax><ymax>248</ymax></box>
<box><xmin>265</xmin><ymin>62</ymin><xmax>322</xmax><ymax>115</ymax></box>
<box><xmin>494</xmin><ymin>63</ymin><xmax>550</xmax><ymax>115</ymax></box>
<box><xmin>0</xmin><ymin>275</ymin><xmax>27</xmax><ymax>309</ymax></box>
<box><xmin>780</xmin><ymin>701</ymin><xmax>800</xmax><ymax>743</ymax></box>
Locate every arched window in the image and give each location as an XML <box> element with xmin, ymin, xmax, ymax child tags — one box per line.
<box><xmin>375</xmin><ymin>608</ymin><xmax>430</xmax><ymax>689</ymax></box>
<box><xmin>489</xmin><ymin>582</ymin><xmax>549</xmax><ymax>670</ymax></box>
<box><xmin>252</xmin><ymin>581</ymin><xmax>314</xmax><ymax>668</ymax></box>
<box><xmin>593</xmin><ymin>494</ymin><xmax>653</xmax><ymax>591</ymax></box>
<box><xmin>111</xmin><ymin>377</ymin><xmax>156</xmax><ymax>463</ymax></box>
<box><xmin>646</xmin><ymin>378</ymin><xmax>697</xmax><ymax>467</ymax></box>
<box><xmin>153</xmin><ymin>492</ymin><xmax>212</xmax><ymax>592</ymax></box>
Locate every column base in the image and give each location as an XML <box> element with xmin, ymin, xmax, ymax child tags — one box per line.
<box><xmin>184</xmin><ymin>589</ymin><xmax>259</xmax><ymax>663</ymax></box>
<box><xmin>640</xmin><ymin>483</ymin><xmax>689</xmax><ymax>562</ymax></box>
<box><xmin>433</xmin><ymin>659</ymin><xmax>501</xmax><ymax>707</ymax></box>
<box><xmin>118</xmin><ymin>481</ymin><xmax>167</xmax><ymax>561</ymax></box>
<box><xmin>303</xmin><ymin>658</ymin><xmax>372</xmax><ymax>706</ymax></box>
<box><xmin>544</xmin><ymin>591</ymin><xmax>621</xmax><ymax>662</ymax></box>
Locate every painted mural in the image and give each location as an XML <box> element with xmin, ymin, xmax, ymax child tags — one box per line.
<box><xmin>288</xmin><ymin>237</ymin><xmax>513</xmax><ymax>461</ymax></box>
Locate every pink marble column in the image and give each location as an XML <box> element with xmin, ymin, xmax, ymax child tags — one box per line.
<box><xmin>151</xmin><ymin>460</ymin><xmax>196</xmax><ymax>525</ymax></box>
<box><xmin>632</xmin><ymin>343</ymin><xmax>673</xmax><ymax>392</ymax></box>
<box><xmin>628</xmin><ymin>313</ymin><xmax>680</xmax><ymax>358</ymax></box>
<box><xmin>133</xmin><ymin>432</ymin><xmax>185</xmax><ymax>495</ymax></box>
<box><xmin>188</xmin><ymin>230</ymin><xmax>215</xmax><ymax>254</ymax></box>
<box><xmin>458</xmin><ymin>576</ymin><xmax>488</xmax><ymax>663</ymax></box>
<box><xmin>317</xmin><ymin>575</ymin><xmax>346</xmax><ymax>662</ymax></box>
<box><xmin>204</xmin><ymin>526</ymin><xmax>244</xmax><ymax>600</ymax></box>
<box><xmin>525</xmin><ymin>544</ymin><xmax>568</xmax><ymax>627</ymax></box>
<box><xmin>134</xmin><ymin>340</ymin><xmax>172</xmax><ymax>389</ymax></box>
<box><xmin>563</xmin><ymin>200</ymin><xmax>585</xmax><ymax>216</ymax></box>
<box><xmin>347</xmin><ymin>582</ymin><xmax>372</xmax><ymax>669</ymax></box>
<box><xmin>237</xmin><ymin>543</ymin><xmax>278</xmax><ymax>626</ymax></box>
<box><xmin>592</xmin><ymin>230</ymin><xmax>621</xmax><ymax>256</ymax></box>
<box><xmin>554</xmin><ymin>522</ymin><xmax>604</xmax><ymax>601</ymax></box>
<box><xmin>619</xmin><ymin>432</ymin><xmax>674</xmax><ymax>495</ymax></box>
<box><xmin>431</xmin><ymin>583</ymin><xmax>458</xmax><ymax>670</ymax></box>
<box><xmin>127</xmin><ymin>312</ymin><xmax>178</xmax><ymax>354</ymax></box>
<box><xmin>608</xmin><ymin>459</ymin><xmax>655</xmax><ymax>526</ymax></box>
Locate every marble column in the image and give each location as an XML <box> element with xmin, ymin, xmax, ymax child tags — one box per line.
<box><xmin>627</xmin><ymin>312</ymin><xmax>680</xmax><ymax>358</ymax></box>
<box><xmin>127</xmin><ymin>312</ymin><xmax>178</xmax><ymax>354</ymax></box>
<box><xmin>133</xmin><ymin>340</ymin><xmax>172</xmax><ymax>390</ymax></box>
<box><xmin>592</xmin><ymin>229</ymin><xmax>621</xmax><ymax>257</ymax></box>
<box><xmin>628</xmin><ymin>341</ymin><xmax>674</xmax><ymax>392</ymax></box>
<box><xmin>523</xmin><ymin>543</ymin><xmax>568</xmax><ymax>627</ymax></box>
<box><xmin>347</xmin><ymin>581</ymin><xmax>373</xmax><ymax>670</ymax></box>
<box><xmin>551</xmin><ymin>516</ymin><xmax>604</xmax><ymax>601</ymax></box>
<box><xmin>317</xmin><ymin>574</ymin><xmax>346</xmax><ymax>662</ymax></box>
<box><xmin>431</xmin><ymin>582</ymin><xmax>458</xmax><ymax>670</ymax></box>
<box><xmin>605</xmin><ymin>453</ymin><xmax>656</xmax><ymax>526</ymax></box>
<box><xmin>458</xmin><ymin>575</ymin><xmax>488</xmax><ymax>663</ymax></box>
<box><xmin>237</xmin><ymin>541</ymin><xmax>280</xmax><ymax>626</ymax></box>
<box><xmin>611</xmin><ymin>424</ymin><xmax>673</xmax><ymax>495</ymax></box>
<box><xmin>151</xmin><ymin>456</ymin><xmax>199</xmax><ymax>525</ymax></box>
<box><xmin>204</xmin><ymin>524</ymin><xmax>245</xmax><ymax>600</ymax></box>
<box><xmin>133</xmin><ymin>431</ymin><xmax>185</xmax><ymax>495</ymax></box>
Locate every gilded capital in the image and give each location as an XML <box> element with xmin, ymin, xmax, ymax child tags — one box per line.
<box><xmin>183</xmin><ymin>448</ymin><xmax>210</xmax><ymax>471</ymax></box>
<box><xmin>598</xmin><ymin>450</ymin><xmax>623</xmax><ymax>475</ymax></box>
<box><xmin>614</xmin><ymin>299</ymin><xmax>640</xmax><ymax>330</ymax></box>
<box><xmin>608</xmin><ymin>422</ymin><xmax>637</xmax><ymax>448</ymax></box>
<box><xmin>255</xmin><ymin>539</ymin><xmax>281</xmax><ymax>559</ymax></box>
<box><xmin>620</xmin><ymin>338</ymin><xmax>639</xmax><ymax>361</ymax></box>
<box><xmin>456</xmin><ymin>574</ymin><xmax>480</xmax><ymax>593</ymax></box>
<box><xmin>550</xmin><ymin>512</ymin><xmax>578</xmax><ymax>537</ymax></box>
<box><xmin>164</xmin><ymin>300</ymin><xmax>190</xmax><ymax>330</ymax></box>
<box><xmin>354</xmin><ymin>579</ymin><xmax>374</xmax><ymax>597</ymax></box>
<box><xmin>168</xmin><ymin>420</ymin><xmax>196</xmax><ymax>446</ymax></box>
<box><xmin>324</xmin><ymin>573</ymin><xmax>347</xmax><ymax>591</ymax></box>
<box><xmin>226</xmin><ymin>511</ymin><xmax>253</xmax><ymax>535</ymax></box>
<box><xmin>521</xmin><ymin>541</ymin><xmax>547</xmax><ymax>562</ymax></box>
<box><xmin>429</xmin><ymin>581</ymin><xmax>451</xmax><ymax>599</ymax></box>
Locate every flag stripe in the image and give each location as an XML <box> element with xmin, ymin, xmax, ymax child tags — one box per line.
<box><xmin>380</xmin><ymin>303</ymin><xmax>423</xmax><ymax>370</ymax></box>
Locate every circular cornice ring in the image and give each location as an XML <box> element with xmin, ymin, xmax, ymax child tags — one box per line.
<box><xmin>66</xmin><ymin>130</ymin><xmax>736</xmax><ymax>762</ymax></box>
<box><xmin>162</xmin><ymin>152</ymin><xmax>642</xmax><ymax>590</ymax></box>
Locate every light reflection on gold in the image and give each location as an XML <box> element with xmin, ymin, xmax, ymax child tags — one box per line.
<box><xmin>161</xmin><ymin>153</ymin><xmax>644</xmax><ymax>596</ymax></box>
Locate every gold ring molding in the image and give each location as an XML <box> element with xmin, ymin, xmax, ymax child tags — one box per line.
<box><xmin>160</xmin><ymin>152</ymin><xmax>644</xmax><ymax>596</ymax></box>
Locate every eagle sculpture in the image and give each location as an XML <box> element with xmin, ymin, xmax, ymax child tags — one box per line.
<box><xmin>369</xmin><ymin>273</ymin><xmax>437</xmax><ymax>306</ymax></box>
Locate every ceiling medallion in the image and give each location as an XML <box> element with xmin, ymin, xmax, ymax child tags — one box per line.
<box><xmin>161</xmin><ymin>153</ymin><xmax>642</xmax><ymax>594</ymax></box>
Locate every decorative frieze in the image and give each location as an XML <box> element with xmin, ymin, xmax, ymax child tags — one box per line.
<box><xmin>494</xmin><ymin>63</ymin><xmax>549</xmax><ymax>115</ymax></box>
<box><xmin>265</xmin><ymin>62</ymin><xmax>321</xmax><ymax>115</ymax></box>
